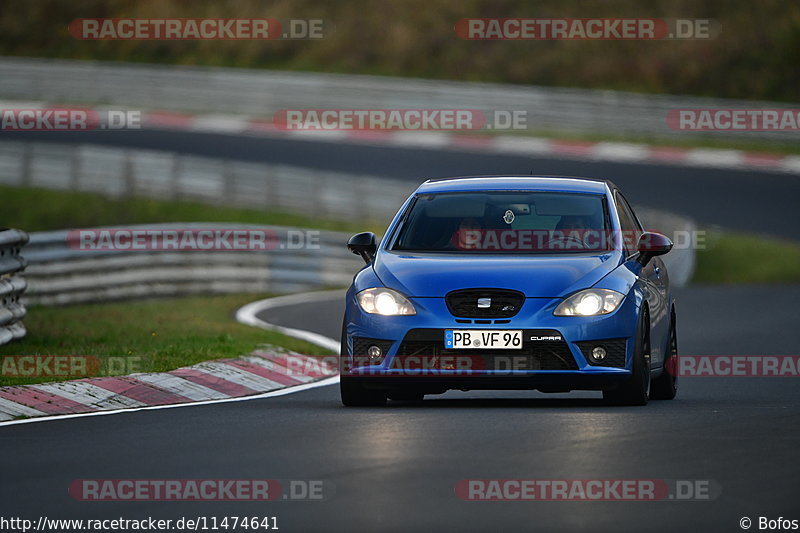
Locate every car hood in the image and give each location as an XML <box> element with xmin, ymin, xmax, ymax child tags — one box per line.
<box><xmin>373</xmin><ymin>251</ymin><xmax>622</xmax><ymax>298</ymax></box>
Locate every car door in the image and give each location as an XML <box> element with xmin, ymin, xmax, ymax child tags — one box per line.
<box><xmin>615</xmin><ymin>191</ymin><xmax>669</xmax><ymax>367</ymax></box>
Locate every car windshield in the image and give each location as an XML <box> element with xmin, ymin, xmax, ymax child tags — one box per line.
<box><xmin>392</xmin><ymin>191</ymin><xmax>612</xmax><ymax>253</ymax></box>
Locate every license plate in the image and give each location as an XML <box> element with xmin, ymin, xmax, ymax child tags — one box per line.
<box><xmin>444</xmin><ymin>330</ymin><xmax>523</xmax><ymax>350</ymax></box>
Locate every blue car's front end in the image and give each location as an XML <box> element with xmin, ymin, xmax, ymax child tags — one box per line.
<box><xmin>341</xmin><ymin>176</ymin><xmax>673</xmax><ymax>399</ymax></box>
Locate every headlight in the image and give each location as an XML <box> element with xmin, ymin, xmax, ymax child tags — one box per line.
<box><xmin>357</xmin><ymin>288</ymin><xmax>416</xmax><ymax>316</ymax></box>
<box><xmin>554</xmin><ymin>289</ymin><xmax>624</xmax><ymax>316</ymax></box>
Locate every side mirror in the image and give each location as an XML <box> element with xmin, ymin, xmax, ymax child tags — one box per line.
<box><xmin>348</xmin><ymin>232</ymin><xmax>377</xmax><ymax>264</ymax></box>
<box><xmin>636</xmin><ymin>232</ymin><xmax>673</xmax><ymax>266</ymax></box>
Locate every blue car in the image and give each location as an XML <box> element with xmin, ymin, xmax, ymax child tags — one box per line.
<box><xmin>341</xmin><ymin>176</ymin><xmax>678</xmax><ymax>406</ymax></box>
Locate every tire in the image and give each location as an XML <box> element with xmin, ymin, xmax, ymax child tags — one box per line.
<box><xmin>340</xmin><ymin>377</ymin><xmax>387</xmax><ymax>406</ymax></box>
<box><xmin>603</xmin><ymin>308</ymin><xmax>651</xmax><ymax>406</ymax></box>
<box><xmin>650</xmin><ymin>310</ymin><xmax>678</xmax><ymax>400</ymax></box>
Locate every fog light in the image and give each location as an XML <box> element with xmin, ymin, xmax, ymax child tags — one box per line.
<box><xmin>591</xmin><ymin>346</ymin><xmax>607</xmax><ymax>362</ymax></box>
<box><xmin>367</xmin><ymin>345</ymin><xmax>383</xmax><ymax>360</ymax></box>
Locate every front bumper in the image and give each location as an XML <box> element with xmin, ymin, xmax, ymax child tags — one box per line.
<box><xmin>343</xmin><ymin>291</ymin><xmax>640</xmax><ymax>391</ymax></box>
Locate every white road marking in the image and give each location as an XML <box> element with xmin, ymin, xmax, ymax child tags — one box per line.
<box><xmin>235</xmin><ymin>290</ymin><xmax>342</xmax><ymax>354</ymax></box>
<box><xmin>390</xmin><ymin>132</ymin><xmax>450</xmax><ymax>148</ymax></box>
<box><xmin>492</xmin><ymin>136</ymin><xmax>553</xmax><ymax>155</ymax></box>
<box><xmin>285</xmin><ymin>129</ymin><xmax>349</xmax><ymax>141</ymax></box>
<box><xmin>684</xmin><ymin>149</ymin><xmax>744</xmax><ymax>168</ymax></box>
<box><xmin>592</xmin><ymin>142</ymin><xmax>649</xmax><ymax>162</ymax></box>
<box><xmin>191</xmin><ymin>114</ymin><xmax>250</xmax><ymax>133</ymax></box>
<box><xmin>780</xmin><ymin>156</ymin><xmax>800</xmax><ymax>174</ymax></box>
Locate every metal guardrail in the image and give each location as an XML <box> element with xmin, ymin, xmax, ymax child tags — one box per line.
<box><xmin>22</xmin><ymin>223</ymin><xmax>362</xmax><ymax>306</ymax></box>
<box><xmin>0</xmin><ymin>56</ymin><xmax>794</xmax><ymax>141</ymax></box>
<box><xmin>0</xmin><ymin>140</ymin><xmax>695</xmax><ymax>288</ymax></box>
<box><xmin>2</xmin><ymin>138</ymin><xmax>695</xmax><ymax>306</ymax></box>
<box><xmin>0</xmin><ymin>141</ymin><xmax>416</xmax><ymax>225</ymax></box>
<box><xmin>0</xmin><ymin>228</ymin><xmax>29</xmax><ymax>345</ymax></box>
<box><xmin>21</xmin><ymin>212</ymin><xmax>693</xmax><ymax>308</ymax></box>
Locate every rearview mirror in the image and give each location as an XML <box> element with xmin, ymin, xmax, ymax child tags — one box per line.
<box><xmin>636</xmin><ymin>232</ymin><xmax>673</xmax><ymax>266</ymax></box>
<box><xmin>348</xmin><ymin>232</ymin><xmax>377</xmax><ymax>264</ymax></box>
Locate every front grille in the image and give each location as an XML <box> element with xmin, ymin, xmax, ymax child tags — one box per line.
<box><xmin>577</xmin><ymin>339</ymin><xmax>627</xmax><ymax>367</ymax></box>
<box><xmin>396</xmin><ymin>329</ymin><xmax>578</xmax><ymax>371</ymax></box>
<box><xmin>445</xmin><ymin>288</ymin><xmax>525</xmax><ymax>318</ymax></box>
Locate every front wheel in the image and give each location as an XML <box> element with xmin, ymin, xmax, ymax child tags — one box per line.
<box><xmin>604</xmin><ymin>308</ymin><xmax>651</xmax><ymax>406</ymax></box>
<box><xmin>340</xmin><ymin>377</ymin><xmax>387</xmax><ymax>406</ymax></box>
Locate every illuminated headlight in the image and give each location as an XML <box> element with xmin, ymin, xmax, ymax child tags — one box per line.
<box><xmin>554</xmin><ymin>289</ymin><xmax>624</xmax><ymax>317</ymax></box>
<box><xmin>357</xmin><ymin>288</ymin><xmax>416</xmax><ymax>316</ymax></box>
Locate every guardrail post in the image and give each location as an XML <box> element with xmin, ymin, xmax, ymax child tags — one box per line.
<box><xmin>0</xmin><ymin>229</ymin><xmax>30</xmax><ymax>347</ymax></box>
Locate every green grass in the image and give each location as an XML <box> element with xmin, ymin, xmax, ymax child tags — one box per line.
<box><xmin>693</xmin><ymin>231</ymin><xmax>800</xmax><ymax>284</ymax></box>
<box><xmin>0</xmin><ymin>294</ymin><xmax>334</xmax><ymax>387</ymax></box>
<box><xmin>0</xmin><ymin>0</ymin><xmax>798</xmax><ymax>102</ymax></box>
<box><xmin>1</xmin><ymin>184</ymin><xmax>384</xmax><ymax>234</ymax></box>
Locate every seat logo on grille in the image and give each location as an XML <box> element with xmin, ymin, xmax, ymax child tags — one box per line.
<box><xmin>477</xmin><ymin>297</ymin><xmax>492</xmax><ymax>308</ymax></box>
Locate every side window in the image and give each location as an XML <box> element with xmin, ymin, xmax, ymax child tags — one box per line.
<box><xmin>619</xmin><ymin>193</ymin><xmax>644</xmax><ymax>231</ymax></box>
<box><xmin>615</xmin><ymin>192</ymin><xmax>642</xmax><ymax>255</ymax></box>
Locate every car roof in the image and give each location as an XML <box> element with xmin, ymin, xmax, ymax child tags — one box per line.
<box><xmin>416</xmin><ymin>175</ymin><xmax>614</xmax><ymax>195</ymax></box>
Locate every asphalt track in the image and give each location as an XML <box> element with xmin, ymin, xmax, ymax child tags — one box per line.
<box><xmin>2</xmin><ymin>130</ymin><xmax>799</xmax><ymax>531</ymax></box>
<box><xmin>2</xmin><ymin>129</ymin><xmax>799</xmax><ymax>240</ymax></box>
<box><xmin>2</xmin><ymin>286</ymin><xmax>799</xmax><ymax>532</ymax></box>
